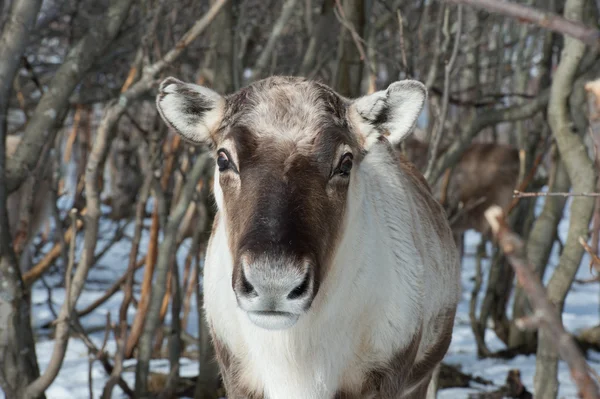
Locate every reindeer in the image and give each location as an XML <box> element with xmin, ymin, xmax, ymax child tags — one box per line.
<box><xmin>399</xmin><ymin>138</ymin><xmax>520</xmax><ymax>241</ymax></box>
<box><xmin>156</xmin><ymin>76</ymin><xmax>461</xmax><ymax>399</ymax></box>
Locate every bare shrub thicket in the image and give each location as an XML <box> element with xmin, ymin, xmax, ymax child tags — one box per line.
<box><xmin>0</xmin><ymin>0</ymin><xmax>599</xmax><ymax>397</ymax></box>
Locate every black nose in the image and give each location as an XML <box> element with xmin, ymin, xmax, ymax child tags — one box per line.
<box><xmin>240</xmin><ymin>267</ymin><xmax>257</xmax><ymax>296</ymax></box>
<box><xmin>287</xmin><ymin>272</ymin><xmax>311</xmax><ymax>299</ymax></box>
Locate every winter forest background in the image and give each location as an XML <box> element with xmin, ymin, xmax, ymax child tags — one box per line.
<box><xmin>1</xmin><ymin>0</ymin><xmax>600</xmax><ymax>398</ymax></box>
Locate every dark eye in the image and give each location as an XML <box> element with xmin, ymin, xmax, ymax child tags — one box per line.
<box><xmin>338</xmin><ymin>153</ymin><xmax>353</xmax><ymax>177</ymax></box>
<box><xmin>217</xmin><ymin>150</ymin><xmax>230</xmax><ymax>172</ymax></box>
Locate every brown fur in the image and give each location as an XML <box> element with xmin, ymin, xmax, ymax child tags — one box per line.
<box><xmin>211</xmin><ymin>327</ymin><xmax>265</xmax><ymax>399</ymax></box>
<box><xmin>399</xmin><ymin>137</ymin><xmax>520</xmax><ymax>236</ymax></box>
<box><xmin>214</xmin><ymin>78</ymin><xmax>362</xmax><ymax>306</ymax></box>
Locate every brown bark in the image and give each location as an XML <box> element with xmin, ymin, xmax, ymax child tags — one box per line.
<box><xmin>125</xmin><ymin>202</ymin><xmax>160</xmax><ymax>358</ymax></box>
<box><xmin>208</xmin><ymin>0</ymin><xmax>234</xmax><ymax>94</ymax></box>
<box><xmin>333</xmin><ymin>0</ymin><xmax>366</xmax><ymax>98</ymax></box>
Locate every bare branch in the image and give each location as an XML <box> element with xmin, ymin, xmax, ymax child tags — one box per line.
<box><xmin>333</xmin><ymin>0</ymin><xmax>367</xmax><ymax>62</ymax></box>
<box><xmin>23</xmin><ymin>209</ymin><xmax>79</xmax><ymax>398</ymax></box>
<box><xmin>5</xmin><ymin>0</ymin><xmax>134</xmax><ymax>194</ymax></box>
<box><xmin>424</xmin><ymin>4</ymin><xmax>463</xmax><ymax>182</ymax></box>
<box><xmin>252</xmin><ymin>0</ymin><xmax>299</xmax><ymax>80</ymax></box>
<box><xmin>513</xmin><ymin>190</ymin><xmax>600</xmax><ymax>198</ymax></box>
<box><xmin>441</xmin><ymin>0</ymin><xmax>600</xmax><ymax>48</ymax></box>
<box><xmin>22</xmin><ymin>209</ymin><xmax>86</xmax><ymax>287</ymax></box>
<box><xmin>484</xmin><ymin>206</ymin><xmax>600</xmax><ymax>399</ymax></box>
<box><xmin>0</xmin><ymin>0</ymin><xmax>42</xmax><ymax>136</ymax></box>
<box><xmin>396</xmin><ymin>9</ymin><xmax>408</xmax><ymax>72</ymax></box>
<box><xmin>144</xmin><ymin>0</ymin><xmax>228</xmax><ymax>78</ymax></box>
<box><xmin>135</xmin><ymin>152</ymin><xmax>211</xmax><ymax>397</ymax></box>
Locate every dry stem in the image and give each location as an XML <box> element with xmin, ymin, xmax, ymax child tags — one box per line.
<box><xmin>513</xmin><ymin>190</ymin><xmax>600</xmax><ymax>198</ymax></box>
<box><xmin>484</xmin><ymin>206</ymin><xmax>600</xmax><ymax>399</ymax></box>
<box><xmin>424</xmin><ymin>4</ymin><xmax>463</xmax><ymax>182</ymax></box>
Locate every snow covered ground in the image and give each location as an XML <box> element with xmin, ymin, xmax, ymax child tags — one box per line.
<box><xmin>1</xmin><ymin>195</ymin><xmax>599</xmax><ymax>399</ymax></box>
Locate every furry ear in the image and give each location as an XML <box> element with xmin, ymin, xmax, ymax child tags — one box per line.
<box><xmin>156</xmin><ymin>77</ymin><xmax>226</xmax><ymax>145</ymax></box>
<box><xmin>350</xmin><ymin>80</ymin><xmax>426</xmax><ymax>148</ymax></box>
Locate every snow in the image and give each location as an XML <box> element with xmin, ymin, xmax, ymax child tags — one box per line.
<box><xmin>1</xmin><ymin>195</ymin><xmax>599</xmax><ymax>399</ymax></box>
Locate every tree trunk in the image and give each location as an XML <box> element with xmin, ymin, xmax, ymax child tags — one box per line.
<box><xmin>209</xmin><ymin>0</ymin><xmax>234</xmax><ymax>94</ymax></box>
<box><xmin>299</xmin><ymin>0</ymin><xmax>335</xmax><ymax>77</ymax></box>
<box><xmin>332</xmin><ymin>0</ymin><xmax>366</xmax><ymax>98</ymax></box>
<box><xmin>0</xmin><ymin>0</ymin><xmax>44</xmax><ymax>397</ymax></box>
<box><xmin>534</xmin><ymin>0</ymin><xmax>597</xmax><ymax>397</ymax></box>
<box><xmin>509</xmin><ymin>152</ymin><xmax>570</xmax><ymax>352</ymax></box>
<box><xmin>507</xmin><ymin>13</ymin><xmax>559</xmax><ymax>352</ymax></box>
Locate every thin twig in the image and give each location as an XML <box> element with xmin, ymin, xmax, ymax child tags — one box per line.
<box><xmin>65</xmin><ymin>209</ymin><xmax>77</xmax><ymax>315</ymax></box>
<box><xmin>334</xmin><ymin>0</ymin><xmax>367</xmax><ymax>62</ymax></box>
<box><xmin>251</xmin><ymin>0</ymin><xmax>299</xmax><ymax>80</ymax></box>
<box><xmin>424</xmin><ymin>4</ymin><xmax>463</xmax><ymax>182</ymax></box>
<box><xmin>580</xmin><ymin>236</ymin><xmax>600</xmax><ymax>274</ymax></box>
<box><xmin>332</xmin><ymin>0</ymin><xmax>377</xmax><ymax>84</ymax></box>
<box><xmin>396</xmin><ymin>9</ymin><xmax>408</xmax><ymax>72</ymax></box>
<box><xmin>22</xmin><ymin>208</ymin><xmax>80</xmax><ymax>398</ymax></box>
<box><xmin>513</xmin><ymin>190</ymin><xmax>600</xmax><ymax>198</ymax></box>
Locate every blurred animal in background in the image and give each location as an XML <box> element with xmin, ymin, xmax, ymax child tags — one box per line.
<box><xmin>156</xmin><ymin>75</ymin><xmax>461</xmax><ymax>399</ymax></box>
<box><xmin>399</xmin><ymin>138</ymin><xmax>520</xmax><ymax>246</ymax></box>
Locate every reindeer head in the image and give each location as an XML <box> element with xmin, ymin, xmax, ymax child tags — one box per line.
<box><xmin>156</xmin><ymin>76</ymin><xmax>426</xmax><ymax>330</ymax></box>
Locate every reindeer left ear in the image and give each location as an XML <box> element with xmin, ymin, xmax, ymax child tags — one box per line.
<box><xmin>156</xmin><ymin>77</ymin><xmax>225</xmax><ymax>146</ymax></box>
<box><xmin>350</xmin><ymin>80</ymin><xmax>426</xmax><ymax>148</ymax></box>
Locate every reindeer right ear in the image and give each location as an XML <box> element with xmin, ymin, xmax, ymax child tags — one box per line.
<box><xmin>156</xmin><ymin>77</ymin><xmax>225</xmax><ymax>146</ymax></box>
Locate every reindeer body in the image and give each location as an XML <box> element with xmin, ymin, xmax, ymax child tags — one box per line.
<box><xmin>400</xmin><ymin>138</ymin><xmax>520</xmax><ymax>237</ymax></box>
<box><xmin>156</xmin><ymin>76</ymin><xmax>461</xmax><ymax>398</ymax></box>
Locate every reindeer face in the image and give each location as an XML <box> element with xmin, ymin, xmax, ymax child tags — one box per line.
<box><xmin>156</xmin><ymin>76</ymin><xmax>426</xmax><ymax>330</ymax></box>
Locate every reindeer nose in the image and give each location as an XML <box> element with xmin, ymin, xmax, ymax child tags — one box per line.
<box><xmin>234</xmin><ymin>255</ymin><xmax>314</xmax><ymax>330</ymax></box>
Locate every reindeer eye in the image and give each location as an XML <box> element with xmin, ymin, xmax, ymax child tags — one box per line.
<box><xmin>217</xmin><ymin>150</ymin><xmax>230</xmax><ymax>172</ymax></box>
<box><xmin>337</xmin><ymin>153</ymin><xmax>353</xmax><ymax>177</ymax></box>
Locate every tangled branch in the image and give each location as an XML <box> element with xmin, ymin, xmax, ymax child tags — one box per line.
<box><xmin>485</xmin><ymin>206</ymin><xmax>600</xmax><ymax>399</ymax></box>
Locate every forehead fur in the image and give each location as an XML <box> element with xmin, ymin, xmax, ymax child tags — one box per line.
<box><xmin>223</xmin><ymin>77</ymin><xmax>350</xmax><ymax>144</ymax></box>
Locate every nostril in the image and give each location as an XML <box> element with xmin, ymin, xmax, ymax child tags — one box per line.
<box><xmin>240</xmin><ymin>268</ymin><xmax>257</xmax><ymax>296</ymax></box>
<box><xmin>287</xmin><ymin>273</ymin><xmax>311</xmax><ymax>300</ymax></box>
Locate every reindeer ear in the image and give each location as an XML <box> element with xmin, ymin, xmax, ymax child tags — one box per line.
<box><xmin>350</xmin><ymin>80</ymin><xmax>426</xmax><ymax>148</ymax></box>
<box><xmin>156</xmin><ymin>77</ymin><xmax>225</xmax><ymax>145</ymax></box>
